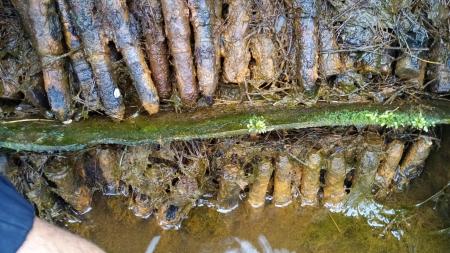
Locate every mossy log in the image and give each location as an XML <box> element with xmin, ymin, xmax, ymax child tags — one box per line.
<box><xmin>0</xmin><ymin>101</ymin><xmax>449</xmax><ymax>152</ymax></box>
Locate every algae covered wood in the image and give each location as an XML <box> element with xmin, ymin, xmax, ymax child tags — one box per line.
<box><xmin>0</xmin><ymin>101</ymin><xmax>449</xmax><ymax>152</ymax></box>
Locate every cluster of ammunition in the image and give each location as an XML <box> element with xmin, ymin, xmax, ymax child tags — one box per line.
<box><xmin>1</xmin><ymin>0</ymin><xmax>448</xmax><ymax>122</ymax></box>
<box><xmin>5</xmin><ymin>131</ymin><xmax>434</xmax><ymax>229</ymax></box>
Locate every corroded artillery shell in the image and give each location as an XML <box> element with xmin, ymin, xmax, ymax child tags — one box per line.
<box><xmin>248</xmin><ymin>156</ymin><xmax>273</xmax><ymax>208</ymax></box>
<box><xmin>395</xmin><ymin>136</ymin><xmax>433</xmax><ymax>190</ymax></box>
<box><xmin>273</xmin><ymin>155</ymin><xmax>293</xmax><ymax>207</ymax></box>
<box><xmin>301</xmin><ymin>150</ymin><xmax>323</xmax><ymax>207</ymax></box>
<box><xmin>323</xmin><ymin>149</ymin><xmax>347</xmax><ymax>211</ymax></box>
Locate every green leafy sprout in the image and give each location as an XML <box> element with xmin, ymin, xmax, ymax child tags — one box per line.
<box><xmin>321</xmin><ymin>107</ymin><xmax>437</xmax><ymax>132</ymax></box>
<box><xmin>246</xmin><ymin>115</ymin><xmax>268</xmax><ymax>134</ymax></box>
<box><xmin>364</xmin><ymin>109</ymin><xmax>436</xmax><ymax>132</ymax></box>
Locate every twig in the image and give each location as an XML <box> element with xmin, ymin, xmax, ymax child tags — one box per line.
<box><xmin>0</xmin><ymin>119</ymin><xmax>56</xmax><ymax>124</ymax></box>
<box><xmin>415</xmin><ymin>181</ymin><xmax>450</xmax><ymax>208</ymax></box>
<box><xmin>329</xmin><ymin>212</ymin><xmax>342</xmax><ymax>233</ymax></box>
<box><xmin>404</xmin><ymin>51</ymin><xmax>442</xmax><ymax>65</ymax></box>
<box><xmin>320</xmin><ymin>46</ymin><xmax>429</xmax><ymax>54</ymax></box>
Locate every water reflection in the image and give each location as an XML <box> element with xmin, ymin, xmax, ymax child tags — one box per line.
<box><xmin>145</xmin><ymin>236</ymin><xmax>160</xmax><ymax>253</ymax></box>
<box><xmin>224</xmin><ymin>235</ymin><xmax>295</xmax><ymax>253</ymax></box>
<box><xmin>69</xmin><ymin>126</ymin><xmax>450</xmax><ymax>253</ymax></box>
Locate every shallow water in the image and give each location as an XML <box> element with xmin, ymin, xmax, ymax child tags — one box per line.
<box><xmin>69</xmin><ymin>127</ymin><xmax>450</xmax><ymax>253</ymax></box>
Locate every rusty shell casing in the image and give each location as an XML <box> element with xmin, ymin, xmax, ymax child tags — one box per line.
<box><xmin>157</xmin><ymin>176</ymin><xmax>198</xmax><ymax>229</ymax></box>
<box><xmin>395</xmin><ymin>52</ymin><xmax>427</xmax><ymax>87</ymax></box>
<box><xmin>26</xmin><ymin>177</ymin><xmax>59</xmax><ymax>215</ymax></box>
<box><xmin>395</xmin><ymin>136</ymin><xmax>433</xmax><ymax>190</ymax></box>
<box><xmin>131</xmin><ymin>0</ymin><xmax>172</xmax><ymax>99</ymax></box>
<box><xmin>344</xmin><ymin>133</ymin><xmax>383</xmax><ymax>208</ymax></box>
<box><xmin>161</xmin><ymin>0</ymin><xmax>199</xmax><ymax>106</ymax></box>
<box><xmin>249</xmin><ymin>35</ymin><xmax>276</xmax><ymax>81</ymax></box>
<box><xmin>356</xmin><ymin>133</ymin><xmax>384</xmax><ymax>187</ymax></box>
<box><xmin>217</xmin><ymin>163</ymin><xmax>242</xmax><ymax>213</ymax></box>
<box><xmin>211</xmin><ymin>0</ymin><xmax>222</xmax><ymax>96</ymax></box>
<box><xmin>44</xmin><ymin>157</ymin><xmax>92</xmax><ymax>214</ymax></box>
<box><xmin>248</xmin><ymin>157</ymin><xmax>274</xmax><ymax>208</ymax></box>
<box><xmin>96</xmin><ymin>148</ymin><xmax>121</xmax><ymax>195</ymax></box>
<box><xmin>273</xmin><ymin>155</ymin><xmax>293</xmax><ymax>207</ymax></box>
<box><xmin>129</xmin><ymin>192</ymin><xmax>153</xmax><ymax>219</ymax></box>
<box><xmin>374</xmin><ymin>140</ymin><xmax>405</xmax><ymax>197</ymax></box>
<box><xmin>301</xmin><ymin>150</ymin><xmax>323</xmax><ymax>207</ymax></box>
<box><xmin>293</xmin><ymin>0</ymin><xmax>319</xmax><ymax>94</ymax></box>
<box><xmin>102</xmin><ymin>0</ymin><xmax>160</xmax><ymax>115</ymax></box>
<box><xmin>188</xmin><ymin>0</ymin><xmax>218</xmax><ymax>99</ymax></box>
<box><xmin>68</xmin><ymin>0</ymin><xmax>125</xmax><ymax>120</ymax></box>
<box><xmin>56</xmin><ymin>0</ymin><xmax>101</xmax><ymax>110</ymax></box>
<box><xmin>429</xmin><ymin>40</ymin><xmax>450</xmax><ymax>93</ymax></box>
<box><xmin>323</xmin><ymin>149</ymin><xmax>347</xmax><ymax>211</ymax></box>
<box><xmin>357</xmin><ymin>51</ymin><xmax>393</xmax><ymax>76</ymax></box>
<box><xmin>222</xmin><ymin>0</ymin><xmax>251</xmax><ymax>84</ymax></box>
<box><xmin>318</xmin><ymin>21</ymin><xmax>342</xmax><ymax>77</ymax></box>
<box><xmin>13</xmin><ymin>0</ymin><xmax>72</xmax><ymax>120</ymax></box>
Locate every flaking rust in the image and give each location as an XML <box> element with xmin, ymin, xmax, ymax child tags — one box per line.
<box><xmin>222</xmin><ymin>0</ymin><xmax>251</xmax><ymax>84</ymax></box>
<box><xmin>12</xmin><ymin>0</ymin><xmax>72</xmax><ymax>120</ymax></box>
<box><xmin>188</xmin><ymin>0</ymin><xmax>218</xmax><ymax>103</ymax></box>
<box><xmin>301</xmin><ymin>149</ymin><xmax>323</xmax><ymax>207</ymax></box>
<box><xmin>68</xmin><ymin>0</ymin><xmax>125</xmax><ymax>120</ymax></box>
<box><xmin>56</xmin><ymin>0</ymin><xmax>100</xmax><ymax>111</ymax></box>
<box><xmin>248</xmin><ymin>154</ymin><xmax>274</xmax><ymax>208</ymax></box>
<box><xmin>323</xmin><ymin>148</ymin><xmax>347</xmax><ymax>211</ymax></box>
<box><xmin>130</xmin><ymin>0</ymin><xmax>172</xmax><ymax>99</ymax></box>
<box><xmin>395</xmin><ymin>136</ymin><xmax>433</xmax><ymax>191</ymax></box>
<box><xmin>273</xmin><ymin>154</ymin><xmax>293</xmax><ymax>207</ymax></box>
<box><xmin>161</xmin><ymin>0</ymin><xmax>199</xmax><ymax>106</ymax></box>
<box><xmin>102</xmin><ymin>0</ymin><xmax>160</xmax><ymax>115</ymax></box>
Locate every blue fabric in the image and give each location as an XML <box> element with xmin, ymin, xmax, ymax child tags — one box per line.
<box><xmin>0</xmin><ymin>176</ymin><xmax>35</xmax><ymax>253</ymax></box>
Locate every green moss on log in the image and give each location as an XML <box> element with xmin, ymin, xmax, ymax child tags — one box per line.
<box><xmin>1</xmin><ymin>101</ymin><xmax>449</xmax><ymax>152</ymax></box>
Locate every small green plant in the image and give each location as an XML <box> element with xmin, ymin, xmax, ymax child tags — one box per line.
<box><xmin>323</xmin><ymin>108</ymin><xmax>437</xmax><ymax>132</ymax></box>
<box><xmin>364</xmin><ymin>109</ymin><xmax>436</xmax><ymax>132</ymax></box>
<box><xmin>246</xmin><ymin>115</ymin><xmax>268</xmax><ymax>134</ymax></box>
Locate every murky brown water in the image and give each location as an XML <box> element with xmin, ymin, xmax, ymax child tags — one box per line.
<box><xmin>69</xmin><ymin>127</ymin><xmax>450</xmax><ymax>253</ymax></box>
